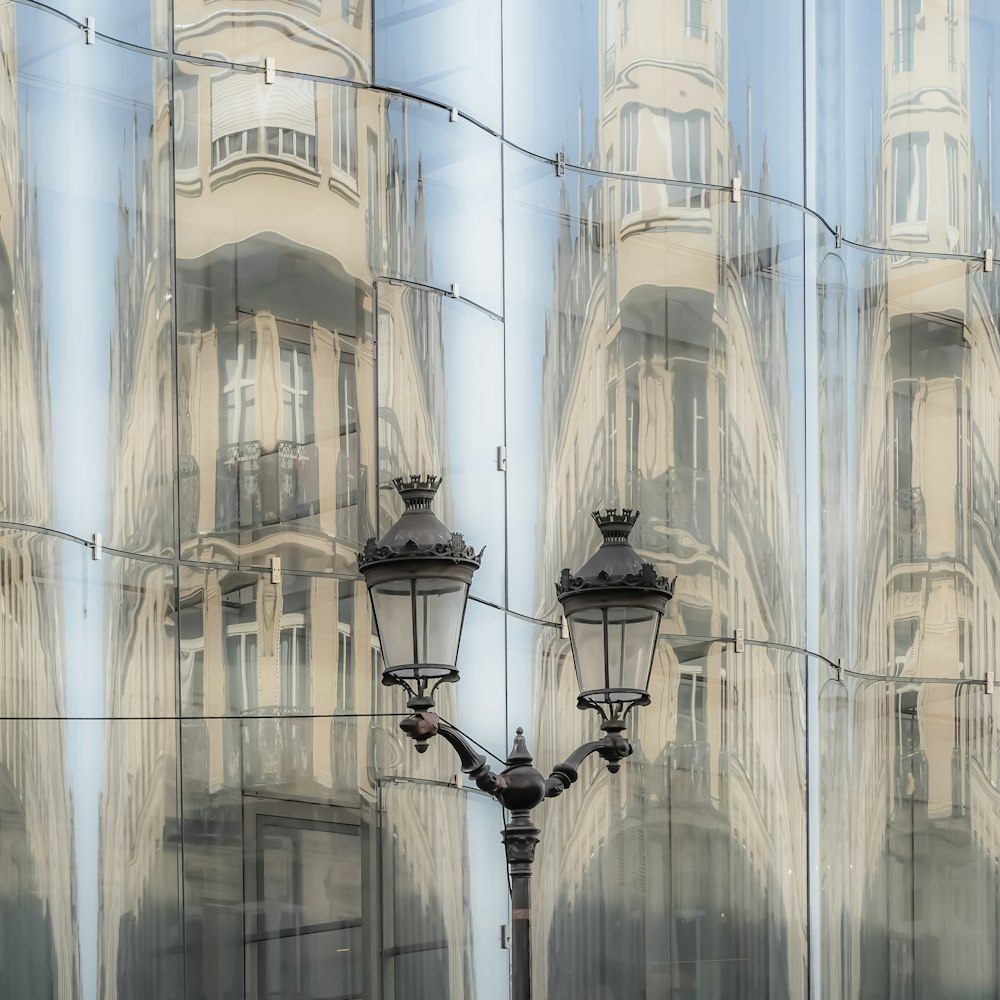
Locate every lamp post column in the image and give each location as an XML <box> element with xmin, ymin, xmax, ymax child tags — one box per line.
<box><xmin>504</xmin><ymin>810</ymin><xmax>539</xmax><ymax>1000</ymax></box>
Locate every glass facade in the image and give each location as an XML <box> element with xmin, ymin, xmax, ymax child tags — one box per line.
<box><xmin>2</xmin><ymin>0</ymin><xmax>1000</xmax><ymax>997</ymax></box>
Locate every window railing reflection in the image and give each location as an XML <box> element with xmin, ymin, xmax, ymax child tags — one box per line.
<box><xmin>893</xmin><ymin>487</ymin><xmax>926</xmax><ymax>562</ymax></box>
<box><xmin>241</xmin><ymin>708</ymin><xmax>314</xmax><ymax>788</ymax></box>
<box><xmin>216</xmin><ymin>441</ymin><xmax>321</xmax><ymax>532</ymax></box>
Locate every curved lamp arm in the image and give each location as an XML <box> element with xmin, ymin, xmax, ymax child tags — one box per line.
<box><xmin>544</xmin><ymin>720</ymin><xmax>633</xmax><ymax>798</ymax></box>
<box><xmin>400</xmin><ymin>710</ymin><xmax>505</xmax><ymax>796</ymax></box>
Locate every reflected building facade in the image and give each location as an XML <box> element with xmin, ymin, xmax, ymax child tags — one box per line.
<box><xmin>3</xmin><ymin>0</ymin><xmax>1000</xmax><ymax>998</ymax></box>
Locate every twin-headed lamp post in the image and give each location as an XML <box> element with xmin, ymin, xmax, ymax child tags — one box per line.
<box><xmin>358</xmin><ymin>475</ymin><xmax>675</xmax><ymax>1000</ymax></box>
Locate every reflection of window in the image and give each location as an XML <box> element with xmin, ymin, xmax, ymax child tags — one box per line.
<box><xmin>896</xmin><ymin>690</ymin><xmax>920</xmax><ymax>755</ymax></box>
<box><xmin>211</xmin><ymin>74</ymin><xmax>317</xmax><ymax>170</ymax></box>
<box><xmin>174</xmin><ymin>71</ymin><xmax>199</xmax><ymax>176</ymax></box>
<box><xmin>367</xmin><ymin>130</ymin><xmax>380</xmax><ymax>269</ymax></box>
<box><xmin>685</xmin><ymin>0</ymin><xmax>707</xmax><ymax>39</ymax></box>
<box><xmin>676</xmin><ymin>673</ymin><xmax>706</xmax><ymax>744</ymax></box>
<box><xmin>893</xmin><ymin>0</ymin><xmax>920</xmax><ymax>72</ymax></box>
<box><xmin>891</xmin><ymin>133</ymin><xmax>928</xmax><ymax>232</ymax></box>
<box><xmin>337</xmin><ymin>348</ymin><xmax>362</xmax><ymax>538</ymax></box>
<box><xmin>280</xmin><ymin>341</ymin><xmax>314</xmax><ymax>444</ymax></box>
<box><xmin>226</xmin><ymin>624</ymin><xmax>258</xmax><ymax>713</ymax></box>
<box><xmin>220</xmin><ymin>331</ymin><xmax>257</xmax><ymax>445</ymax></box>
<box><xmin>332</xmin><ymin>86</ymin><xmax>358</xmax><ymax>180</ymax></box>
<box><xmin>621</xmin><ymin>104</ymin><xmax>639</xmax><ymax>215</ymax></box>
<box><xmin>279</xmin><ymin>615</ymin><xmax>309</xmax><ymax>710</ymax></box>
<box><xmin>945</xmin><ymin>135</ymin><xmax>960</xmax><ymax>240</ymax></box>
<box><xmin>668</xmin><ymin>112</ymin><xmax>710</xmax><ymax>208</ymax></box>
<box><xmin>946</xmin><ymin>0</ymin><xmax>958</xmax><ymax>70</ymax></box>
<box><xmin>253</xmin><ymin>811</ymin><xmax>363</xmax><ymax>1000</ymax></box>
<box><xmin>620</xmin><ymin>0</ymin><xmax>630</xmax><ymax>45</ymax></box>
<box><xmin>337</xmin><ymin>589</ymin><xmax>355</xmax><ymax>713</ymax></box>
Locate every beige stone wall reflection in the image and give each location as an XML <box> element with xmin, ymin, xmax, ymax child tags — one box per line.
<box><xmin>528</xmin><ymin>1</ymin><xmax>807</xmax><ymax>996</ymax></box>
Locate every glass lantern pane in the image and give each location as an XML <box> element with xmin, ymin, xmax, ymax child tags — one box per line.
<box><xmin>567</xmin><ymin>611</ymin><xmax>609</xmax><ymax>694</ymax></box>
<box><xmin>369</xmin><ymin>580</ymin><xmax>416</xmax><ymax>670</ymax></box>
<box><xmin>568</xmin><ymin>606</ymin><xmax>661</xmax><ymax>701</ymax></box>
<box><xmin>414</xmin><ymin>579</ymin><xmax>469</xmax><ymax>668</ymax></box>
<box><xmin>605</xmin><ymin>607</ymin><xmax>659</xmax><ymax>697</ymax></box>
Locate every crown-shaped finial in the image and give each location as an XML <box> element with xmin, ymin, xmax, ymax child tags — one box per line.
<box><xmin>591</xmin><ymin>508</ymin><xmax>640</xmax><ymax>542</ymax></box>
<box><xmin>393</xmin><ymin>474</ymin><xmax>442</xmax><ymax>510</ymax></box>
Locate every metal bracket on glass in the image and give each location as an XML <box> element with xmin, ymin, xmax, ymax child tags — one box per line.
<box><xmin>555</xmin><ymin>151</ymin><xmax>566</xmax><ymax>177</ymax></box>
<box><xmin>450</xmin><ymin>282</ymin><xmax>460</xmax><ymax>298</ymax></box>
<box><xmin>496</xmin><ymin>445</ymin><xmax>507</xmax><ymax>472</ymax></box>
<box><xmin>449</xmin><ymin>107</ymin><xmax>459</xmax><ymax>122</ymax></box>
<box><xmin>836</xmin><ymin>658</ymin><xmax>844</xmax><ymax>682</ymax></box>
<box><xmin>986</xmin><ymin>671</ymin><xmax>995</xmax><ymax>694</ymax></box>
<box><xmin>731</xmin><ymin>176</ymin><xmax>742</xmax><ymax>202</ymax></box>
<box><xmin>90</xmin><ymin>532</ymin><xmax>102</xmax><ymax>561</ymax></box>
<box><xmin>835</xmin><ymin>226</ymin><xmax>842</xmax><ymax>249</ymax></box>
<box><xmin>560</xmin><ymin>616</ymin><xmax>569</xmax><ymax>640</ymax></box>
<box><xmin>733</xmin><ymin>627</ymin><xmax>744</xmax><ymax>653</ymax></box>
<box><xmin>986</xmin><ymin>248</ymin><xmax>994</xmax><ymax>273</ymax></box>
<box><xmin>264</xmin><ymin>56</ymin><xmax>276</xmax><ymax>84</ymax></box>
<box><xmin>84</xmin><ymin>16</ymin><xmax>95</xmax><ymax>44</ymax></box>
<box><xmin>500</xmin><ymin>924</ymin><xmax>510</xmax><ymax>950</ymax></box>
<box><xmin>270</xmin><ymin>556</ymin><xmax>282</xmax><ymax>585</ymax></box>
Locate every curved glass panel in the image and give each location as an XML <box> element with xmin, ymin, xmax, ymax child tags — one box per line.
<box><xmin>380</xmin><ymin>781</ymin><xmax>509</xmax><ymax>1000</ymax></box>
<box><xmin>506</xmin><ymin>149</ymin><xmax>806</xmax><ymax>648</ymax></box>
<box><xmin>503</xmin><ymin>0</ymin><xmax>803</xmax><ymax>201</ymax></box>
<box><xmin>174</xmin><ymin>0</ymin><xmax>372</xmax><ymax>82</ymax></box>
<box><xmin>374</xmin><ymin>0</ymin><xmax>502</xmax><ymax>130</ymax></box>
<box><xmin>0</xmin><ymin>528</ymin><xmax>176</xmax><ymax>720</ymax></box>
<box><xmin>0</xmin><ymin>9</ymin><xmax>174</xmax><ymax>556</ymax></box>
<box><xmin>0</xmin><ymin>718</ymin><xmax>182</xmax><ymax>998</ymax></box>
<box><xmin>532</xmin><ymin>638</ymin><xmax>808</xmax><ymax>996</ymax></box>
<box><xmin>24</xmin><ymin>0</ymin><xmax>168</xmax><ymax>49</ymax></box>
<box><xmin>377</xmin><ymin>285</ymin><xmax>505</xmax><ymax>604</ymax></box>
<box><xmin>811</xmin><ymin>0</ymin><xmax>1000</xmax><ymax>253</ymax></box>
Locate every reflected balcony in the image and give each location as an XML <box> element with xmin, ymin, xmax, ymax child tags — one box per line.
<box><xmin>216</xmin><ymin>441</ymin><xmax>320</xmax><ymax>533</ymax></box>
<box><xmin>669</xmin><ymin>739</ymin><xmax>712</xmax><ymax>804</ymax></box>
<box><xmin>893</xmin><ymin>487</ymin><xmax>927</xmax><ymax>562</ymax></box>
<box><xmin>240</xmin><ymin>708</ymin><xmax>314</xmax><ymax>789</ymax></box>
<box><xmin>665</xmin><ymin>465</ymin><xmax>713</xmax><ymax>546</ymax></box>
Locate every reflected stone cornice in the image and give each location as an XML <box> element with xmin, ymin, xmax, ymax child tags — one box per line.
<box><xmin>175</xmin><ymin>8</ymin><xmax>371</xmax><ymax>81</ymax></box>
<box><xmin>886</xmin><ymin>86</ymin><xmax>961</xmax><ymax>117</ymax></box>
<box><xmin>208</xmin><ymin>155</ymin><xmax>322</xmax><ymax>192</ymax></box>
<box><xmin>615</xmin><ymin>58</ymin><xmax>719</xmax><ymax>92</ymax></box>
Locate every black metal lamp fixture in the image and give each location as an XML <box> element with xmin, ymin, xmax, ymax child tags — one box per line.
<box><xmin>358</xmin><ymin>475</ymin><xmax>675</xmax><ymax>1000</ymax></box>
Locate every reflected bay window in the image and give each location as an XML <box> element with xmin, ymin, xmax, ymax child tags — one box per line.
<box><xmin>211</xmin><ymin>73</ymin><xmax>317</xmax><ymax>171</ymax></box>
<box><xmin>891</xmin><ymin>132</ymin><xmax>928</xmax><ymax>234</ymax></box>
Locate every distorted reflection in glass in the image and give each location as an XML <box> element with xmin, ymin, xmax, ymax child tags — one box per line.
<box><xmin>503</xmin><ymin>0</ymin><xmax>802</xmax><ymax>199</ymax></box>
<box><xmin>376</xmin><ymin>284</ymin><xmax>505</xmax><ymax>603</ymax></box>
<box><xmin>531</xmin><ymin>639</ymin><xmax>807</xmax><ymax>997</ymax></box>
<box><xmin>505</xmin><ymin>152</ymin><xmax>805</xmax><ymax>649</ymax></box>
<box><xmin>380</xmin><ymin>781</ymin><xmax>508</xmax><ymax>1000</ymax></box>
<box><xmin>174</xmin><ymin>0</ymin><xmax>372</xmax><ymax>82</ymax></box>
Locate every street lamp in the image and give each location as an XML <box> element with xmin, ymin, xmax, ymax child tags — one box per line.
<box><xmin>358</xmin><ymin>475</ymin><xmax>675</xmax><ymax>1000</ymax></box>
